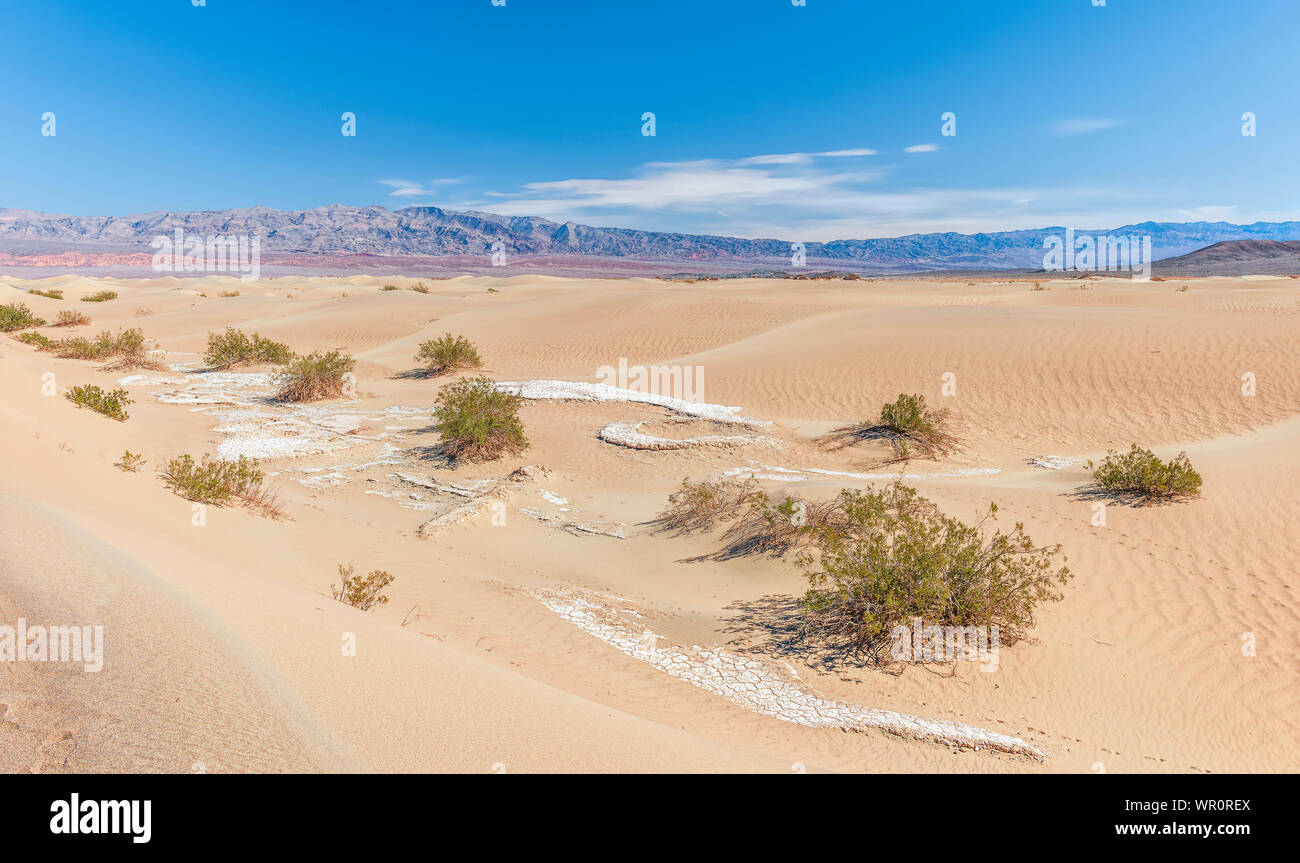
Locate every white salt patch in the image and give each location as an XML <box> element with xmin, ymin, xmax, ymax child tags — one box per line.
<box><xmin>495</xmin><ymin>380</ymin><xmax>770</xmax><ymax>426</ymax></box>
<box><xmin>721</xmin><ymin>464</ymin><xmax>1002</xmax><ymax>482</ymax></box>
<box><xmin>539</xmin><ymin>590</ymin><xmax>1042</xmax><ymax>759</ymax></box>
<box><xmin>541</xmin><ymin>490</ymin><xmax>568</xmax><ymax>506</ymax></box>
<box><xmin>1028</xmin><ymin>455</ymin><xmax>1075</xmax><ymax>470</ymax></box>
<box><xmin>599</xmin><ymin>420</ymin><xmax>771</xmax><ymax>450</ymax></box>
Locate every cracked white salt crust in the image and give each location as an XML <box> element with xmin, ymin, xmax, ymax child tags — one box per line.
<box><xmin>538</xmin><ymin>590</ymin><xmax>1043</xmax><ymax>759</ymax></box>
<box><xmin>495</xmin><ymin>380</ymin><xmax>770</xmax><ymax>426</ymax></box>
<box><xmin>599</xmin><ymin>420</ymin><xmax>771</xmax><ymax>451</ymax></box>
<box><xmin>721</xmin><ymin>464</ymin><xmax>1002</xmax><ymax>483</ymax></box>
<box><xmin>118</xmin><ymin>369</ymin><xmax>435</xmax><ymax>460</ymax></box>
<box><xmin>1028</xmin><ymin>455</ymin><xmax>1076</xmax><ymax>470</ymax></box>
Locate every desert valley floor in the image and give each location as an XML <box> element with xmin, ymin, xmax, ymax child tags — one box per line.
<box><xmin>1</xmin><ymin>272</ymin><xmax>1297</xmax><ymax>773</ymax></box>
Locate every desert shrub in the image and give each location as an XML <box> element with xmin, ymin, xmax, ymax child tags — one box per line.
<box><xmin>116</xmin><ymin>450</ymin><xmax>147</xmax><ymax>472</ymax></box>
<box><xmin>203</xmin><ymin>328</ymin><xmax>292</xmax><ymax>369</ymax></box>
<box><xmin>407</xmin><ymin>282</ymin><xmax>430</xmax><ymax>294</ymax></box>
<box><xmin>1088</xmin><ymin>445</ymin><xmax>1202</xmax><ymax>502</ymax></box>
<box><xmin>274</xmin><ymin>350</ymin><xmax>355</xmax><ymax>401</ymax></box>
<box><xmin>380</xmin><ymin>284</ymin><xmax>401</xmax><ymax>292</ymax></box>
<box><xmin>0</xmin><ymin>302</ymin><xmax>46</xmax><ymax>331</ymax></box>
<box><xmin>14</xmin><ymin>331</ymin><xmax>54</xmax><ymax>349</ymax></box>
<box><xmin>160</xmin><ymin>453</ymin><xmax>283</xmax><ymax>517</ymax></box>
<box><xmin>871</xmin><ymin>393</ymin><xmax>957</xmax><ymax>461</ymax></box>
<box><xmin>654</xmin><ymin>476</ymin><xmax>761</xmax><ymax>533</ymax></box>
<box><xmin>798</xmin><ymin>482</ymin><xmax>1071</xmax><ymax>664</ymax></box>
<box><xmin>80</xmin><ymin>290</ymin><xmax>118</xmax><ymax>303</ymax></box>
<box><xmin>723</xmin><ymin>492</ymin><xmax>845</xmax><ymax>557</ymax></box>
<box><xmin>415</xmin><ymin>333</ymin><xmax>482</xmax><ymax>375</ymax></box>
<box><xmin>65</xmin><ymin>384</ymin><xmax>132</xmax><ymax>422</ymax></box>
<box><xmin>433</xmin><ymin>376</ymin><xmax>528</xmax><ymax>461</ymax></box>
<box><xmin>55</xmin><ymin>327</ymin><xmax>166</xmax><ymax>370</ymax></box>
<box><xmin>331</xmin><ymin>564</ymin><xmax>395</xmax><ymax>611</ymax></box>
<box><xmin>218</xmin><ymin>290</ymin><xmax>241</xmax><ymax>298</ymax></box>
<box><xmin>1031</xmin><ymin>282</ymin><xmax>1047</xmax><ymax>291</ymax></box>
<box><xmin>53</xmin><ymin>309</ymin><xmax>91</xmax><ymax>327</ymax></box>
<box><xmin>28</xmin><ymin>288</ymin><xmax>63</xmax><ymax>299</ymax></box>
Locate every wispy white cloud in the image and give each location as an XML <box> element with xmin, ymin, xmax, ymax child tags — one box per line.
<box><xmin>1051</xmin><ymin>118</ymin><xmax>1122</xmax><ymax>136</ymax></box>
<box><xmin>904</xmin><ymin>144</ymin><xmax>938</xmax><ymax>153</ymax></box>
<box><xmin>739</xmin><ymin>148</ymin><xmax>879</xmax><ymax>165</ymax></box>
<box><xmin>430</xmin><ymin>152</ymin><xmax>1163</xmax><ymax>240</ymax></box>
<box><xmin>1175</xmin><ymin>205</ymin><xmax>1238</xmax><ymax>221</ymax></box>
<box><xmin>378</xmin><ymin>177</ymin><xmax>467</xmax><ymax>197</ymax></box>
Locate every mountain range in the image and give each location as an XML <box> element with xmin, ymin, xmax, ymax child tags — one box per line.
<box><xmin>4</xmin><ymin>205</ymin><xmax>1300</xmax><ymax>274</ymax></box>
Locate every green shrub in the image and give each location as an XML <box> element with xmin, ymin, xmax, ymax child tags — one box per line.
<box><xmin>331</xmin><ymin>564</ymin><xmax>395</xmax><ymax>611</ymax></box>
<box><xmin>65</xmin><ymin>384</ymin><xmax>132</xmax><ymax>421</ymax></box>
<box><xmin>798</xmin><ymin>482</ymin><xmax>1071</xmax><ymax>663</ymax></box>
<box><xmin>53</xmin><ymin>309</ymin><xmax>91</xmax><ymax>327</ymax></box>
<box><xmin>203</xmin><ymin>328</ymin><xmax>292</xmax><ymax>369</ymax></box>
<box><xmin>0</xmin><ymin>302</ymin><xmax>46</xmax><ymax>331</ymax></box>
<box><xmin>274</xmin><ymin>350</ymin><xmax>356</xmax><ymax>402</ymax></box>
<box><xmin>80</xmin><ymin>290</ymin><xmax>118</xmax><ymax>303</ymax></box>
<box><xmin>28</xmin><ymin>288</ymin><xmax>63</xmax><ymax>299</ymax></box>
<box><xmin>415</xmin><ymin>333</ymin><xmax>482</xmax><ymax>375</ymax></box>
<box><xmin>872</xmin><ymin>393</ymin><xmax>957</xmax><ymax>461</ymax></box>
<box><xmin>160</xmin><ymin>453</ymin><xmax>283</xmax><ymax>517</ymax></box>
<box><xmin>1088</xmin><ymin>445</ymin><xmax>1202</xmax><ymax>502</ymax></box>
<box><xmin>14</xmin><ymin>331</ymin><xmax>54</xmax><ymax>349</ymax></box>
<box><xmin>433</xmin><ymin>376</ymin><xmax>528</xmax><ymax>461</ymax></box>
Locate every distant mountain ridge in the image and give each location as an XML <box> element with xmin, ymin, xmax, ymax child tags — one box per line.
<box><xmin>4</xmin><ymin>205</ymin><xmax>1300</xmax><ymax>272</ymax></box>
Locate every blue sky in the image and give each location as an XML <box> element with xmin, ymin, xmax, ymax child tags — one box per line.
<box><xmin>2</xmin><ymin>0</ymin><xmax>1297</xmax><ymax>240</ymax></box>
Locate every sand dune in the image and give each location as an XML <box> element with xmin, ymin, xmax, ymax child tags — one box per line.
<box><xmin>1</xmin><ymin>273</ymin><xmax>1296</xmax><ymax>772</ymax></box>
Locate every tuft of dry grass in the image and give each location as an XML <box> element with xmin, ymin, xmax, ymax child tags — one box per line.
<box><xmin>653</xmin><ymin>477</ymin><xmax>762</xmax><ymax>534</ymax></box>
<box><xmin>80</xmin><ymin>290</ymin><xmax>118</xmax><ymax>303</ymax></box>
<box><xmin>53</xmin><ymin>309</ymin><xmax>92</xmax><ymax>327</ymax></box>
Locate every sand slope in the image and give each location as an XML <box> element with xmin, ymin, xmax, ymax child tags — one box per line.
<box><xmin>1</xmin><ymin>273</ymin><xmax>1296</xmax><ymax>772</ymax></box>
